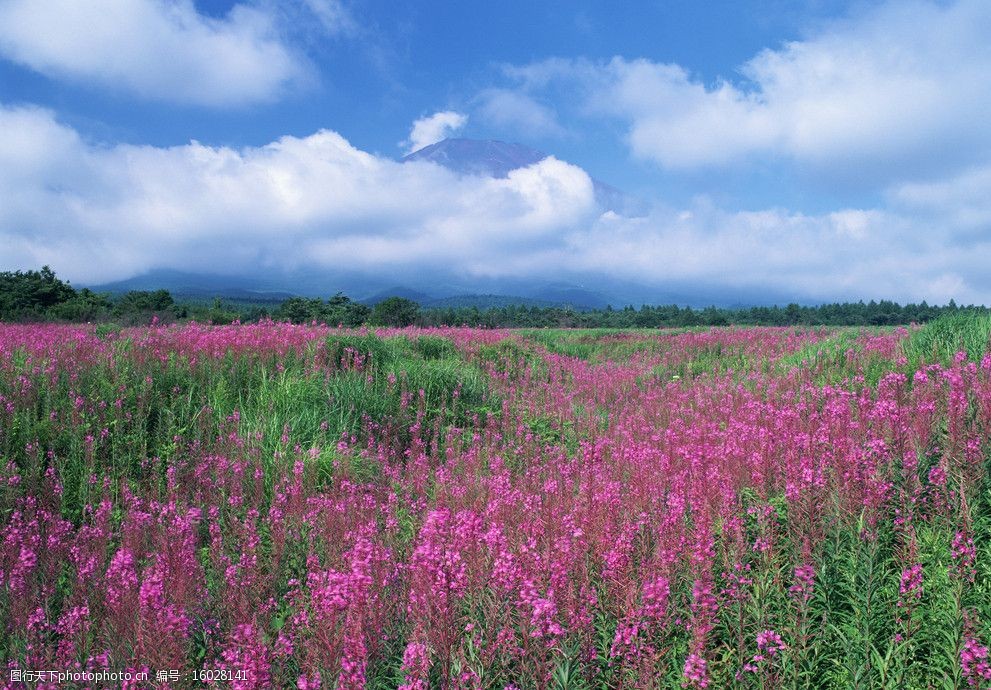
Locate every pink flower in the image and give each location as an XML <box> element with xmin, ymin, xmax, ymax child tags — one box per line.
<box><xmin>219</xmin><ymin>623</ymin><xmax>271</xmax><ymax>689</ymax></box>
<box><xmin>952</xmin><ymin>531</ymin><xmax>977</xmax><ymax>581</ymax></box>
<box><xmin>789</xmin><ymin>564</ymin><xmax>815</xmax><ymax>602</ymax></box>
<box><xmin>756</xmin><ymin>629</ymin><xmax>786</xmax><ymax>656</ymax></box>
<box><xmin>961</xmin><ymin>636</ymin><xmax>991</xmax><ymax>686</ymax></box>
<box><xmin>683</xmin><ymin>652</ymin><xmax>709</xmax><ymax>688</ymax></box>
<box><xmin>898</xmin><ymin>564</ymin><xmax>924</xmax><ymax>604</ymax></box>
<box><xmin>398</xmin><ymin>641</ymin><xmax>430</xmax><ymax>690</ymax></box>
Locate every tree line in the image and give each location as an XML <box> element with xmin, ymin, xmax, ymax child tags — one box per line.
<box><xmin>1</xmin><ymin>266</ymin><xmax>985</xmax><ymax>328</ymax></box>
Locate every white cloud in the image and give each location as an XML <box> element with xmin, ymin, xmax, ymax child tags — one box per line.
<box><xmin>888</xmin><ymin>165</ymin><xmax>991</xmax><ymax>232</ymax></box>
<box><xmin>402</xmin><ymin>111</ymin><xmax>468</xmax><ymax>154</ymax></box>
<box><xmin>299</xmin><ymin>0</ymin><xmax>353</xmax><ymax>34</ymax></box>
<box><xmin>504</xmin><ymin>0</ymin><xmax>991</xmax><ymax>185</ymax></box>
<box><xmin>0</xmin><ymin>0</ymin><xmax>308</xmax><ymax>106</ymax></box>
<box><xmin>567</xmin><ymin>204</ymin><xmax>990</xmax><ymax>304</ymax></box>
<box><xmin>3</xmin><ymin>102</ymin><xmax>991</xmax><ymax>304</ymax></box>
<box><xmin>475</xmin><ymin>89</ymin><xmax>565</xmax><ymax>138</ymax></box>
<box><xmin>0</xmin><ymin>104</ymin><xmax>595</xmax><ymax>283</ymax></box>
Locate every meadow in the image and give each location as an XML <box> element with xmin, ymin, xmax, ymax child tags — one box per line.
<box><xmin>1</xmin><ymin>316</ymin><xmax>991</xmax><ymax>689</ymax></box>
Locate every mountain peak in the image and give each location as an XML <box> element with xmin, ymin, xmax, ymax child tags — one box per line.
<box><xmin>402</xmin><ymin>137</ymin><xmax>645</xmax><ymax>215</ymax></box>
<box><xmin>402</xmin><ymin>138</ymin><xmax>548</xmax><ymax>178</ymax></box>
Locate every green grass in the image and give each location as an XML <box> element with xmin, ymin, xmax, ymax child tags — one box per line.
<box><xmin>1</xmin><ymin>332</ymin><xmax>493</xmax><ymax>523</ymax></box>
<box><xmin>904</xmin><ymin>311</ymin><xmax>991</xmax><ymax>368</ymax></box>
<box><xmin>777</xmin><ymin>329</ymin><xmax>862</xmax><ymax>371</ymax></box>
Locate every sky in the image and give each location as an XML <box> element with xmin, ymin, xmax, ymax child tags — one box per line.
<box><xmin>1</xmin><ymin>0</ymin><xmax>990</xmax><ymax>304</ymax></box>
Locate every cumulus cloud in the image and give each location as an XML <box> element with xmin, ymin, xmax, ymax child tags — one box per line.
<box><xmin>0</xmin><ymin>104</ymin><xmax>596</xmax><ymax>283</ymax></box>
<box><xmin>2</xmin><ymin>102</ymin><xmax>991</xmax><ymax>304</ymax></box>
<box><xmin>0</xmin><ymin>0</ymin><xmax>308</xmax><ymax>106</ymax></box>
<box><xmin>402</xmin><ymin>111</ymin><xmax>468</xmax><ymax>154</ymax></box>
<box><xmin>503</xmin><ymin>0</ymin><xmax>991</xmax><ymax>185</ymax></box>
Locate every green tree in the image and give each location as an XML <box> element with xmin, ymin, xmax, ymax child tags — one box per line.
<box><xmin>0</xmin><ymin>266</ymin><xmax>77</xmax><ymax>320</ymax></box>
<box><xmin>370</xmin><ymin>297</ymin><xmax>420</xmax><ymax>327</ymax></box>
<box><xmin>113</xmin><ymin>289</ymin><xmax>176</xmax><ymax>323</ymax></box>
<box><xmin>49</xmin><ymin>288</ymin><xmax>113</xmax><ymax>321</ymax></box>
<box><xmin>276</xmin><ymin>296</ymin><xmax>321</xmax><ymax>323</ymax></box>
<box><xmin>326</xmin><ymin>293</ymin><xmax>371</xmax><ymax>327</ymax></box>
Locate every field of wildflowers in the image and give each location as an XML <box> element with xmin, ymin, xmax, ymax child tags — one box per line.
<box><xmin>1</xmin><ymin>317</ymin><xmax>990</xmax><ymax>688</ymax></box>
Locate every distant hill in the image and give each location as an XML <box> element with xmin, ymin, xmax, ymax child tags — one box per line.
<box><xmin>528</xmin><ymin>284</ymin><xmax>612</xmax><ymax>310</ymax></box>
<box><xmin>424</xmin><ymin>294</ymin><xmax>560</xmax><ymax>309</ymax></box>
<box><xmin>86</xmin><ymin>270</ymin><xmax>625</xmax><ymax>310</ymax></box>
<box><xmin>361</xmin><ymin>287</ymin><xmax>434</xmax><ymax>306</ymax></box>
<box><xmin>85</xmin><ymin>267</ymin><xmax>811</xmax><ymax>311</ymax></box>
<box><xmin>361</xmin><ymin>290</ymin><xmax>582</xmax><ymax>310</ymax></box>
<box><xmin>87</xmin><ymin>270</ymin><xmax>295</xmax><ymax>302</ymax></box>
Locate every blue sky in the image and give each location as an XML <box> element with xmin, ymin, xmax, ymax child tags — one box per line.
<box><xmin>1</xmin><ymin>0</ymin><xmax>990</xmax><ymax>304</ymax></box>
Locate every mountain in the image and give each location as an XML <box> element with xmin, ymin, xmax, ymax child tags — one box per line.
<box><xmin>86</xmin><ymin>269</ymin><xmax>295</xmax><ymax>302</ymax></box>
<box><xmin>87</xmin><ymin>269</ymin><xmax>625</xmax><ymax>310</ymax></box>
<box><xmin>361</xmin><ymin>286</ymin><xmax>434</xmax><ymax>305</ymax></box>
<box><xmin>422</xmin><ymin>294</ymin><xmax>561</xmax><ymax>309</ymax></box>
<box><xmin>86</xmin><ymin>266</ymin><xmax>808</xmax><ymax>311</ymax></box>
<box><xmin>528</xmin><ymin>284</ymin><xmax>612</xmax><ymax>309</ymax></box>
<box><xmin>402</xmin><ymin>138</ymin><xmax>644</xmax><ymax>215</ymax></box>
<box><xmin>403</xmin><ymin>138</ymin><xmax>546</xmax><ymax>177</ymax></box>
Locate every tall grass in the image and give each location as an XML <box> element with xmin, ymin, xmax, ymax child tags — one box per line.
<box><xmin>905</xmin><ymin>310</ymin><xmax>991</xmax><ymax>367</ymax></box>
<box><xmin>0</xmin><ymin>329</ymin><xmax>487</xmax><ymax>523</ymax></box>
